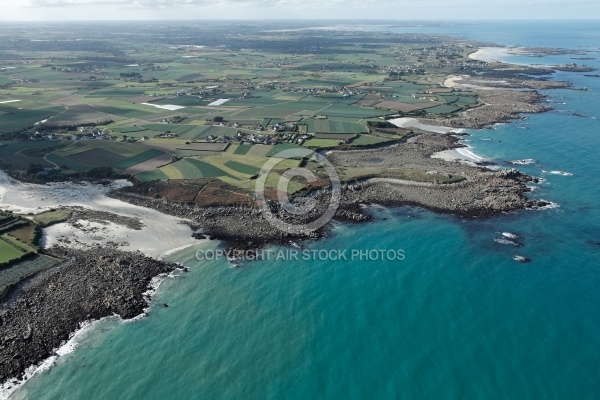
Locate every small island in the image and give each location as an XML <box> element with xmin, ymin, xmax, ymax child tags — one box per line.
<box><xmin>552</xmin><ymin>63</ymin><xmax>596</xmax><ymax>72</ymax></box>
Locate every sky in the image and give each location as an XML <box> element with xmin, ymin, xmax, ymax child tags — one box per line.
<box><xmin>0</xmin><ymin>0</ymin><xmax>598</xmax><ymax>21</ymax></box>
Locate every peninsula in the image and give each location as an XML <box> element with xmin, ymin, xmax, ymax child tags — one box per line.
<box><xmin>0</xmin><ymin>21</ymin><xmax>584</xmax><ymax>387</ymax></box>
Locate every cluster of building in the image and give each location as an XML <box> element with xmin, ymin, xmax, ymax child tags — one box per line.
<box><xmin>200</xmin><ymin>125</ymin><xmax>311</xmax><ymax>147</ymax></box>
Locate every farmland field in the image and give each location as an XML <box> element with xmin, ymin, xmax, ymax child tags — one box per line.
<box><xmin>0</xmin><ymin>24</ymin><xmax>483</xmax><ymax>189</ymax></box>
<box><xmin>349</xmin><ymin>134</ymin><xmax>394</xmax><ymax>146</ymax></box>
<box><xmin>47</xmin><ymin>105</ymin><xmax>114</xmax><ymax>126</ymax></box>
<box><xmin>232</xmin><ymin>108</ymin><xmax>298</xmax><ymax>119</ymax></box>
<box><xmin>246</xmin><ymin>144</ymin><xmax>272</xmax><ymax>158</ymax></box>
<box><xmin>113</xmin><ymin>148</ymin><xmax>165</xmax><ymax>170</ymax></box>
<box><xmin>177</xmin><ymin>126</ymin><xmax>212</xmax><ymax>140</ymax></box>
<box><xmin>28</xmin><ymin>209</ymin><xmax>71</xmax><ymax>227</ymax></box>
<box><xmin>375</xmin><ymin>101</ymin><xmax>443</xmax><ymax>113</ymax></box>
<box><xmin>96</xmin><ymin>105</ymin><xmax>155</xmax><ymax>118</ymax></box>
<box><xmin>1</xmin><ymin>152</ymin><xmax>57</xmax><ymax>169</ymax></box>
<box><xmin>6</xmin><ymin>224</ymin><xmax>34</xmax><ymax>244</ymax></box>
<box><xmin>266</xmin><ymin>143</ymin><xmax>303</xmax><ymax>157</ymax></box>
<box><xmin>0</xmin><ymin>255</ymin><xmax>60</xmax><ymax>297</ymax></box>
<box><xmin>0</xmin><ymin>105</ymin><xmax>65</xmax><ymax>131</ymax></box>
<box><xmin>425</xmin><ymin>104</ymin><xmax>463</xmax><ymax>115</ymax></box>
<box><xmin>303</xmin><ymin>138</ymin><xmax>341</xmax><ymax>149</ymax></box>
<box><xmin>0</xmin><ymin>240</ymin><xmax>24</xmax><ymax>263</ymax></box>
<box><xmin>45</xmin><ymin>153</ymin><xmax>93</xmax><ymax>172</ymax></box>
<box><xmin>315</xmin><ymin>105</ymin><xmax>392</xmax><ymax>118</ymax></box>
<box><xmin>69</xmin><ymin>148</ymin><xmax>127</xmax><ymax>167</ymax></box>
<box><xmin>160</xmin><ymin>158</ymin><xmax>232</xmax><ymax>180</ymax></box>
<box><xmin>136</xmin><ymin>169</ymin><xmax>170</xmax><ymax>182</ymax></box>
<box><xmin>233</xmin><ymin>144</ymin><xmax>252</xmax><ymax>155</ymax></box>
<box><xmin>53</xmin><ymin>143</ymin><xmax>95</xmax><ymax>157</ymax></box>
<box><xmin>224</xmin><ymin>160</ymin><xmax>260</xmax><ymax>175</ymax></box>
<box><xmin>112</xmin><ymin>126</ymin><xmax>147</xmax><ymax>134</ymax></box>
<box><xmin>2</xmin><ymin>234</ymin><xmax>35</xmax><ymax>253</ymax></box>
<box><xmin>123</xmin><ymin>153</ymin><xmax>174</xmax><ymax>175</ymax></box>
<box><xmin>98</xmin><ymin>141</ymin><xmax>151</xmax><ymax>156</ymax></box>
<box><xmin>176</xmin><ymin>143</ymin><xmax>229</xmax><ymax>152</ymax></box>
<box><xmin>315</xmin><ymin>133</ymin><xmax>356</xmax><ymax>140</ymax></box>
<box><xmin>0</xmin><ymin>141</ymin><xmax>66</xmax><ymax>157</ymax></box>
<box><xmin>309</xmin><ymin>118</ymin><xmax>366</xmax><ymax>134</ymax></box>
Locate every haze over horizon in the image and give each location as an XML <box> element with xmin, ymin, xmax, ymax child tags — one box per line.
<box><xmin>1</xmin><ymin>0</ymin><xmax>598</xmax><ymax>22</ymax></box>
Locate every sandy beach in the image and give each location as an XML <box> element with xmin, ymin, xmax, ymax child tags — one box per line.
<box><xmin>468</xmin><ymin>46</ymin><xmax>522</xmax><ymax>62</ymax></box>
<box><xmin>388</xmin><ymin>117</ymin><xmax>462</xmax><ymax>134</ymax></box>
<box><xmin>388</xmin><ymin>118</ymin><xmax>487</xmax><ymax>166</ymax></box>
<box><xmin>443</xmin><ymin>75</ymin><xmax>470</xmax><ymax>88</ymax></box>
<box><xmin>431</xmin><ymin>148</ymin><xmax>481</xmax><ymax>166</ymax></box>
<box><xmin>0</xmin><ymin>171</ymin><xmax>199</xmax><ymax>258</ymax></box>
<box><xmin>442</xmin><ymin>75</ymin><xmax>504</xmax><ymax>91</ymax></box>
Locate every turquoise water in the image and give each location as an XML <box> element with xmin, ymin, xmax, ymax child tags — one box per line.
<box><xmin>13</xmin><ymin>22</ymin><xmax>600</xmax><ymax>399</ymax></box>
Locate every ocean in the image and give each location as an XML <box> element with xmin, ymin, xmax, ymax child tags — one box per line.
<box><xmin>10</xmin><ymin>21</ymin><xmax>600</xmax><ymax>399</ymax></box>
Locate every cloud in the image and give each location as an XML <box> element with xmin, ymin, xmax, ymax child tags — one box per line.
<box><xmin>1</xmin><ymin>0</ymin><xmax>595</xmax><ymax>20</ymax></box>
<box><xmin>5</xmin><ymin>0</ymin><xmax>434</xmax><ymax>9</ymax></box>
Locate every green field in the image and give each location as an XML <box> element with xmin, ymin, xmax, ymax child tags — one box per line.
<box><xmin>350</xmin><ymin>134</ymin><xmax>395</xmax><ymax>146</ymax></box>
<box><xmin>136</xmin><ymin>169</ymin><xmax>170</xmax><ymax>182</ymax></box>
<box><xmin>303</xmin><ymin>138</ymin><xmax>341</xmax><ymax>149</ymax></box>
<box><xmin>0</xmin><ymin>140</ymin><xmax>67</xmax><ymax>157</ymax></box>
<box><xmin>2</xmin><ymin>234</ymin><xmax>36</xmax><ymax>254</ymax></box>
<box><xmin>96</xmin><ymin>105</ymin><xmax>154</xmax><ymax>118</ymax></box>
<box><xmin>267</xmin><ymin>143</ymin><xmax>303</xmax><ymax>157</ymax></box>
<box><xmin>305</xmin><ymin>118</ymin><xmax>367</xmax><ymax>134</ymax></box>
<box><xmin>68</xmin><ymin>148</ymin><xmax>127</xmax><ymax>167</ymax></box>
<box><xmin>160</xmin><ymin>158</ymin><xmax>232</xmax><ymax>180</ymax></box>
<box><xmin>178</xmin><ymin>126</ymin><xmax>212</xmax><ymax>140</ymax></box>
<box><xmin>43</xmin><ymin>141</ymin><xmax>168</xmax><ymax>172</ymax></box>
<box><xmin>28</xmin><ymin>209</ymin><xmax>71</xmax><ymax>227</ymax></box>
<box><xmin>53</xmin><ymin>142</ymin><xmax>95</xmax><ymax>157</ymax></box>
<box><xmin>49</xmin><ymin>105</ymin><xmax>113</xmax><ymax>125</ymax></box>
<box><xmin>425</xmin><ymin>104</ymin><xmax>463</xmax><ymax>115</ymax></box>
<box><xmin>0</xmin><ymin>105</ymin><xmax>65</xmax><ymax>131</ymax></box>
<box><xmin>111</xmin><ymin>126</ymin><xmax>148</xmax><ymax>134</ymax></box>
<box><xmin>114</xmin><ymin>148</ymin><xmax>164</xmax><ymax>170</ymax></box>
<box><xmin>232</xmin><ymin>108</ymin><xmax>298</xmax><ymax>119</ymax></box>
<box><xmin>45</xmin><ymin>152</ymin><xmax>94</xmax><ymax>172</ymax></box>
<box><xmin>233</xmin><ymin>144</ymin><xmax>252</xmax><ymax>155</ymax></box>
<box><xmin>315</xmin><ymin>105</ymin><xmax>392</xmax><ymax>118</ymax></box>
<box><xmin>224</xmin><ymin>160</ymin><xmax>260</xmax><ymax>175</ymax></box>
<box><xmin>0</xmin><ymin>255</ymin><xmax>60</xmax><ymax>297</ymax></box>
<box><xmin>0</xmin><ymin>240</ymin><xmax>24</xmax><ymax>263</ymax></box>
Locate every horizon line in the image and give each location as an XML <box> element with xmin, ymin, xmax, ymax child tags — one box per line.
<box><xmin>1</xmin><ymin>18</ymin><xmax>600</xmax><ymax>22</ymax></box>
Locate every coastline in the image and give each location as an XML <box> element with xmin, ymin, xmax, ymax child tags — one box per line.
<box><xmin>0</xmin><ymin>172</ymin><xmax>203</xmax><ymax>395</ymax></box>
<box><xmin>468</xmin><ymin>46</ymin><xmax>522</xmax><ymax>63</ymax></box>
<box><xmin>110</xmin><ymin>130</ymin><xmax>547</xmax><ymax>250</ymax></box>
<box><xmin>0</xmin><ymin>246</ymin><xmax>180</xmax><ymax>393</ymax></box>
<box><xmin>0</xmin><ymin>42</ymin><xmax>574</xmax><ymax>392</ymax></box>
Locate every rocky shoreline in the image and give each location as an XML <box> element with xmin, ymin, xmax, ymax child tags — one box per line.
<box><xmin>0</xmin><ymin>52</ymin><xmax>566</xmax><ymax>390</ymax></box>
<box><xmin>0</xmin><ymin>246</ymin><xmax>179</xmax><ymax>384</ymax></box>
<box><xmin>440</xmin><ymin>75</ymin><xmax>565</xmax><ymax>129</ymax></box>
<box><xmin>109</xmin><ymin>131</ymin><xmax>547</xmax><ymax>251</ymax></box>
